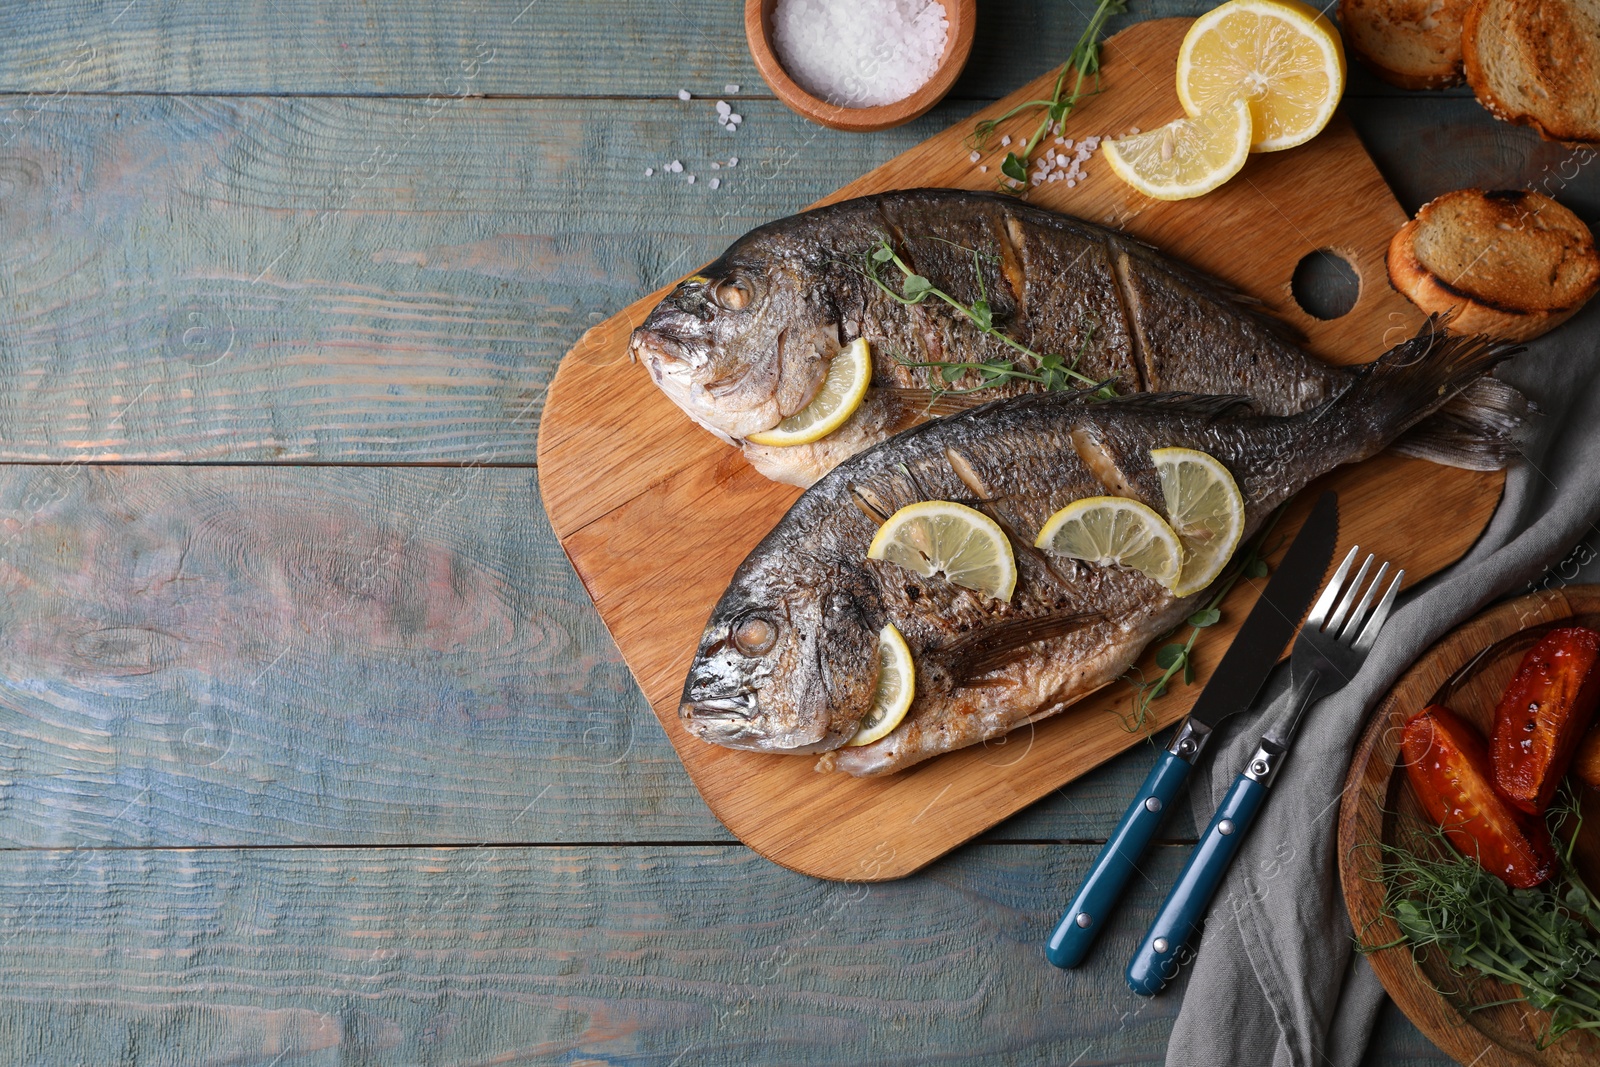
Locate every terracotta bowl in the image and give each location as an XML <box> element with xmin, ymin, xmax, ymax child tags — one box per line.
<box><xmin>744</xmin><ymin>0</ymin><xmax>978</xmax><ymax>133</ymax></box>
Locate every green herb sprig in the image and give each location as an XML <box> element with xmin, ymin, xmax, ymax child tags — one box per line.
<box><xmin>1362</xmin><ymin>801</ymin><xmax>1600</xmax><ymax>1050</ymax></box>
<box><xmin>1120</xmin><ymin>506</ymin><xmax>1283</xmax><ymax>733</ymax></box>
<box><xmin>863</xmin><ymin>236</ymin><xmax>1111</xmax><ymax>396</ymax></box>
<box><xmin>971</xmin><ymin>0</ymin><xmax>1129</xmax><ymax>190</ymax></box>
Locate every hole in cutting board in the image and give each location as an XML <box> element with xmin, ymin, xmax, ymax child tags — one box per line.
<box><xmin>1291</xmin><ymin>249</ymin><xmax>1360</xmax><ymax>320</ymax></box>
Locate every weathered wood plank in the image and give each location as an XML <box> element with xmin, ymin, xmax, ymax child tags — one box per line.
<box><xmin>0</xmin><ymin>464</ymin><xmax>717</xmax><ymax>845</ymax></box>
<box><xmin>0</xmin><ymin>1</ymin><xmax>1217</xmax><ymax>100</ymax></box>
<box><xmin>0</xmin><ymin>842</ymin><xmax>1446</xmax><ymax>1065</ymax></box>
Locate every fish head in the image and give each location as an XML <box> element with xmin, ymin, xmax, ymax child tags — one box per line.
<box><xmin>630</xmin><ymin>250</ymin><xmax>839</xmax><ymax>442</ymax></box>
<box><xmin>679</xmin><ymin>565</ymin><xmax>880</xmax><ymax>753</ymax></box>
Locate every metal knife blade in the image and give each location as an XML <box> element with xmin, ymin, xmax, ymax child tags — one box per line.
<box><xmin>1175</xmin><ymin>490</ymin><xmax>1340</xmax><ymax>747</ymax></box>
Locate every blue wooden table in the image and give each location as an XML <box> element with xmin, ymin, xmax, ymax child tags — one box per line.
<box><xmin>2</xmin><ymin>2</ymin><xmax>1595</xmax><ymax>1062</ymax></box>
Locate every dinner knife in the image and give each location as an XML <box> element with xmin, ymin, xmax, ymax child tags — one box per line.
<box><xmin>1044</xmin><ymin>490</ymin><xmax>1339</xmax><ymax>969</ymax></box>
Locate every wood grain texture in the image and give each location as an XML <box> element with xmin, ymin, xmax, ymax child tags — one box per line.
<box><xmin>0</xmin><ymin>464</ymin><xmax>733</xmax><ymax>846</ymax></box>
<box><xmin>1340</xmin><ymin>588</ymin><xmax>1600</xmax><ymax>1067</ymax></box>
<box><xmin>537</xmin><ymin>17</ymin><xmax>1506</xmax><ymax>882</ymax></box>
<box><xmin>0</xmin><ymin>840</ymin><xmax>1453</xmax><ymax>1067</ymax></box>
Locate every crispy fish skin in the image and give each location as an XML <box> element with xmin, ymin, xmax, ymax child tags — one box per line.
<box><xmin>679</xmin><ymin>326</ymin><xmax>1516</xmax><ymax>776</ymax></box>
<box><xmin>630</xmin><ymin>190</ymin><xmax>1406</xmax><ymax>486</ymax></box>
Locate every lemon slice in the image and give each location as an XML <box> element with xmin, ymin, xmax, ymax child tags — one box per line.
<box><xmin>745</xmin><ymin>337</ymin><xmax>872</xmax><ymax>446</ymax></box>
<box><xmin>1152</xmin><ymin>448</ymin><xmax>1246</xmax><ymax>598</ymax></box>
<box><xmin>1102</xmin><ymin>98</ymin><xmax>1253</xmax><ymax>202</ymax></box>
<box><xmin>1035</xmin><ymin>496</ymin><xmax>1183</xmax><ymax>590</ymax></box>
<box><xmin>847</xmin><ymin>622</ymin><xmax>915</xmax><ymax>747</ymax></box>
<box><xmin>1176</xmin><ymin>0</ymin><xmax>1347</xmax><ymax>153</ymax></box>
<box><xmin>868</xmin><ymin>500</ymin><xmax>1017</xmax><ymax>602</ymax></box>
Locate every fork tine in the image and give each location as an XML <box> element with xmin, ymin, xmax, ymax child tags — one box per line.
<box><xmin>1308</xmin><ymin>546</ymin><xmax>1360</xmax><ymax>627</ymax></box>
<box><xmin>1339</xmin><ymin>561</ymin><xmax>1389</xmax><ymax>642</ymax></box>
<box><xmin>1353</xmin><ymin>569</ymin><xmax>1405</xmax><ymax>652</ymax></box>
<box><xmin>1325</xmin><ymin>554</ymin><xmax>1374</xmax><ymax>635</ymax></box>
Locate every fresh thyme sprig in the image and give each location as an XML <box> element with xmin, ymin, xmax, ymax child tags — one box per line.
<box><xmin>1361</xmin><ymin>801</ymin><xmax>1600</xmax><ymax>1050</ymax></box>
<box><xmin>863</xmin><ymin>236</ymin><xmax>1111</xmax><ymax>395</ymax></box>
<box><xmin>970</xmin><ymin>0</ymin><xmax>1128</xmax><ymax>190</ymax></box>
<box><xmin>1120</xmin><ymin>506</ymin><xmax>1284</xmax><ymax>733</ymax></box>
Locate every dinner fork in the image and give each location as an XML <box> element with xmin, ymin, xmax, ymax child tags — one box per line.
<box><xmin>1126</xmin><ymin>546</ymin><xmax>1404</xmax><ymax>995</ymax></box>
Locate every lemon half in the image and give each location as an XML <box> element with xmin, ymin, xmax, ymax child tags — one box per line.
<box><xmin>1103</xmin><ymin>98</ymin><xmax>1253</xmax><ymax>202</ymax></box>
<box><xmin>1152</xmin><ymin>448</ymin><xmax>1246</xmax><ymax>598</ymax></box>
<box><xmin>746</xmin><ymin>337</ymin><xmax>872</xmax><ymax>446</ymax></box>
<box><xmin>867</xmin><ymin>500</ymin><xmax>1017</xmax><ymax>602</ymax></box>
<box><xmin>1176</xmin><ymin>0</ymin><xmax>1346</xmax><ymax>153</ymax></box>
<box><xmin>847</xmin><ymin>622</ymin><xmax>915</xmax><ymax>747</ymax></box>
<box><xmin>1035</xmin><ymin>496</ymin><xmax>1184</xmax><ymax>590</ymax></box>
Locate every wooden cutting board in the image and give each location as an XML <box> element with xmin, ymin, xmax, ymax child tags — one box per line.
<box><xmin>536</xmin><ymin>18</ymin><xmax>1505</xmax><ymax>881</ymax></box>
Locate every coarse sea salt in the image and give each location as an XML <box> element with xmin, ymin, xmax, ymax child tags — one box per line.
<box><xmin>771</xmin><ymin>0</ymin><xmax>949</xmax><ymax>108</ymax></box>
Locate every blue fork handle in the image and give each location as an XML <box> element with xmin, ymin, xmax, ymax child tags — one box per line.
<box><xmin>1045</xmin><ymin>748</ymin><xmax>1192</xmax><ymax>968</ymax></box>
<box><xmin>1126</xmin><ymin>772</ymin><xmax>1269</xmax><ymax>995</ymax></box>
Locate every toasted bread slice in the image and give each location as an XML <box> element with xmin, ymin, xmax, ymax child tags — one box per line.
<box><xmin>1388</xmin><ymin>188</ymin><xmax>1600</xmax><ymax>342</ymax></box>
<box><xmin>1463</xmin><ymin>0</ymin><xmax>1600</xmax><ymax>143</ymax></box>
<box><xmin>1340</xmin><ymin>0</ymin><xmax>1468</xmax><ymax>90</ymax></box>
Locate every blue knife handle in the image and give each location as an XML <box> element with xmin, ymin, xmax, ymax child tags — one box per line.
<box><xmin>1126</xmin><ymin>772</ymin><xmax>1268</xmax><ymax>996</ymax></box>
<box><xmin>1045</xmin><ymin>748</ymin><xmax>1192</xmax><ymax>969</ymax></box>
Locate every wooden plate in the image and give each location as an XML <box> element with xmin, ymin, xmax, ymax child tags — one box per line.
<box><xmin>1339</xmin><ymin>587</ymin><xmax>1600</xmax><ymax>1067</ymax></box>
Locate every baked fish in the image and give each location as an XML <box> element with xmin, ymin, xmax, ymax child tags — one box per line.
<box><xmin>630</xmin><ymin>189</ymin><xmax>1522</xmax><ymax>486</ymax></box>
<box><xmin>678</xmin><ymin>326</ymin><xmax>1515</xmax><ymax>776</ymax></box>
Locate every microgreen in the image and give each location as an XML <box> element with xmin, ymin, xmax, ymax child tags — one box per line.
<box><xmin>1120</xmin><ymin>507</ymin><xmax>1281</xmax><ymax>733</ymax></box>
<box><xmin>970</xmin><ymin>0</ymin><xmax>1128</xmax><ymax>193</ymax></box>
<box><xmin>1360</xmin><ymin>801</ymin><xmax>1600</xmax><ymax>1050</ymax></box>
<box><xmin>864</xmin><ymin>236</ymin><xmax>1113</xmax><ymax>397</ymax></box>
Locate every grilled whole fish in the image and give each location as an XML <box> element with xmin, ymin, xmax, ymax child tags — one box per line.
<box><xmin>630</xmin><ymin>189</ymin><xmax>1524</xmax><ymax>486</ymax></box>
<box><xmin>679</xmin><ymin>326</ymin><xmax>1515</xmax><ymax>776</ymax></box>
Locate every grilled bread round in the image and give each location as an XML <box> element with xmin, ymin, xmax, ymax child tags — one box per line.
<box><xmin>1339</xmin><ymin>0</ymin><xmax>1468</xmax><ymax>90</ymax></box>
<box><xmin>1388</xmin><ymin>189</ymin><xmax>1600</xmax><ymax>342</ymax></box>
<box><xmin>1463</xmin><ymin>0</ymin><xmax>1600</xmax><ymax>143</ymax></box>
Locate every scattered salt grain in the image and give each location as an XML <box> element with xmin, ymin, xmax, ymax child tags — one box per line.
<box><xmin>1067</xmin><ymin>179</ymin><xmax>1076</xmax><ymax>188</ymax></box>
<box><xmin>771</xmin><ymin>0</ymin><xmax>950</xmax><ymax>108</ymax></box>
<box><xmin>668</xmin><ymin>160</ymin><xmax>683</xmax><ymax>173</ymax></box>
<box><xmin>678</xmin><ymin>89</ymin><xmax>692</xmax><ymax>101</ymax></box>
<box><xmin>725</xmin><ymin>83</ymin><xmax>741</xmax><ymax>93</ymax></box>
<box><xmin>710</xmin><ymin>177</ymin><xmax>721</xmax><ymax>190</ymax></box>
<box><xmin>728</xmin><ymin>157</ymin><xmax>738</xmax><ymax>166</ymax></box>
<box><xmin>969</xmin><ymin>150</ymin><xmax>980</xmax><ymax>163</ymax></box>
<box><xmin>1001</xmin><ymin>134</ymin><xmax>1012</xmax><ymax>146</ymax></box>
<box><xmin>729</xmin><ymin>113</ymin><xmax>742</xmax><ymax>124</ymax></box>
<box><xmin>717</xmin><ymin>100</ymin><xmax>732</xmax><ymax>116</ymax></box>
<box><xmin>687</xmin><ymin>174</ymin><xmax>696</xmax><ymax>184</ymax></box>
<box><xmin>1128</xmin><ymin>127</ymin><xmax>1139</xmax><ymax>135</ymax></box>
<box><xmin>644</xmin><ymin>167</ymin><xmax>654</xmax><ymax>177</ymax></box>
<box><xmin>979</xmin><ymin>165</ymin><xmax>988</xmax><ymax>173</ymax></box>
<box><xmin>711</xmin><ymin>161</ymin><xmax>721</xmax><ymax>169</ymax></box>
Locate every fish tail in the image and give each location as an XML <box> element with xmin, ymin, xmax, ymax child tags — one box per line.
<box><xmin>1321</xmin><ymin>316</ymin><xmax>1524</xmax><ymax>462</ymax></box>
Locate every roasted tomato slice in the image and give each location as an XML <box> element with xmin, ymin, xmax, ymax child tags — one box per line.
<box><xmin>1402</xmin><ymin>705</ymin><xmax>1555</xmax><ymax>889</ymax></box>
<box><xmin>1490</xmin><ymin>626</ymin><xmax>1600</xmax><ymax>815</ymax></box>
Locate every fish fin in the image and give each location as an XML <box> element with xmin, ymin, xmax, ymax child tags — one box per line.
<box><xmin>1322</xmin><ymin>317</ymin><xmax>1524</xmax><ymax>447</ymax></box>
<box><xmin>877</xmin><ymin>386</ymin><xmax>995</xmax><ymax>418</ymax></box>
<box><xmin>1392</xmin><ymin>375</ymin><xmax>1535</xmax><ymax>471</ymax></box>
<box><xmin>942</xmin><ymin>612</ymin><xmax>1101</xmax><ymax>683</ymax></box>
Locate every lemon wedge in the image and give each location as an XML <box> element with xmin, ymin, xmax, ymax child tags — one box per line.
<box><xmin>1102</xmin><ymin>98</ymin><xmax>1253</xmax><ymax>202</ymax></box>
<box><xmin>1035</xmin><ymin>496</ymin><xmax>1184</xmax><ymax>590</ymax></box>
<box><xmin>868</xmin><ymin>500</ymin><xmax>1017</xmax><ymax>602</ymax></box>
<box><xmin>1151</xmin><ymin>448</ymin><xmax>1246</xmax><ymax>598</ymax></box>
<box><xmin>745</xmin><ymin>337</ymin><xmax>872</xmax><ymax>446</ymax></box>
<box><xmin>1176</xmin><ymin>0</ymin><xmax>1347</xmax><ymax>153</ymax></box>
<box><xmin>847</xmin><ymin>622</ymin><xmax>915</xmax><ymax>747</ymax></box>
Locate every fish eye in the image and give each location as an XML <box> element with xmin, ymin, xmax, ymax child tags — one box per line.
<box><xmin>713</xmin><ymin>276</ymin><xmax>753</xmax><ymax>312</ymax></box>
<box><xmin>731</xmin><ymin>613</ymin><xmax>777</xmax><ymax>656</ymax></box>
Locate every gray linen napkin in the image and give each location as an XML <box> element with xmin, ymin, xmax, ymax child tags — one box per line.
<box><xmin>1166</xmin><ymin>298</ymin><xmax>1600</xmax><ymax>1067</ymax></box>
